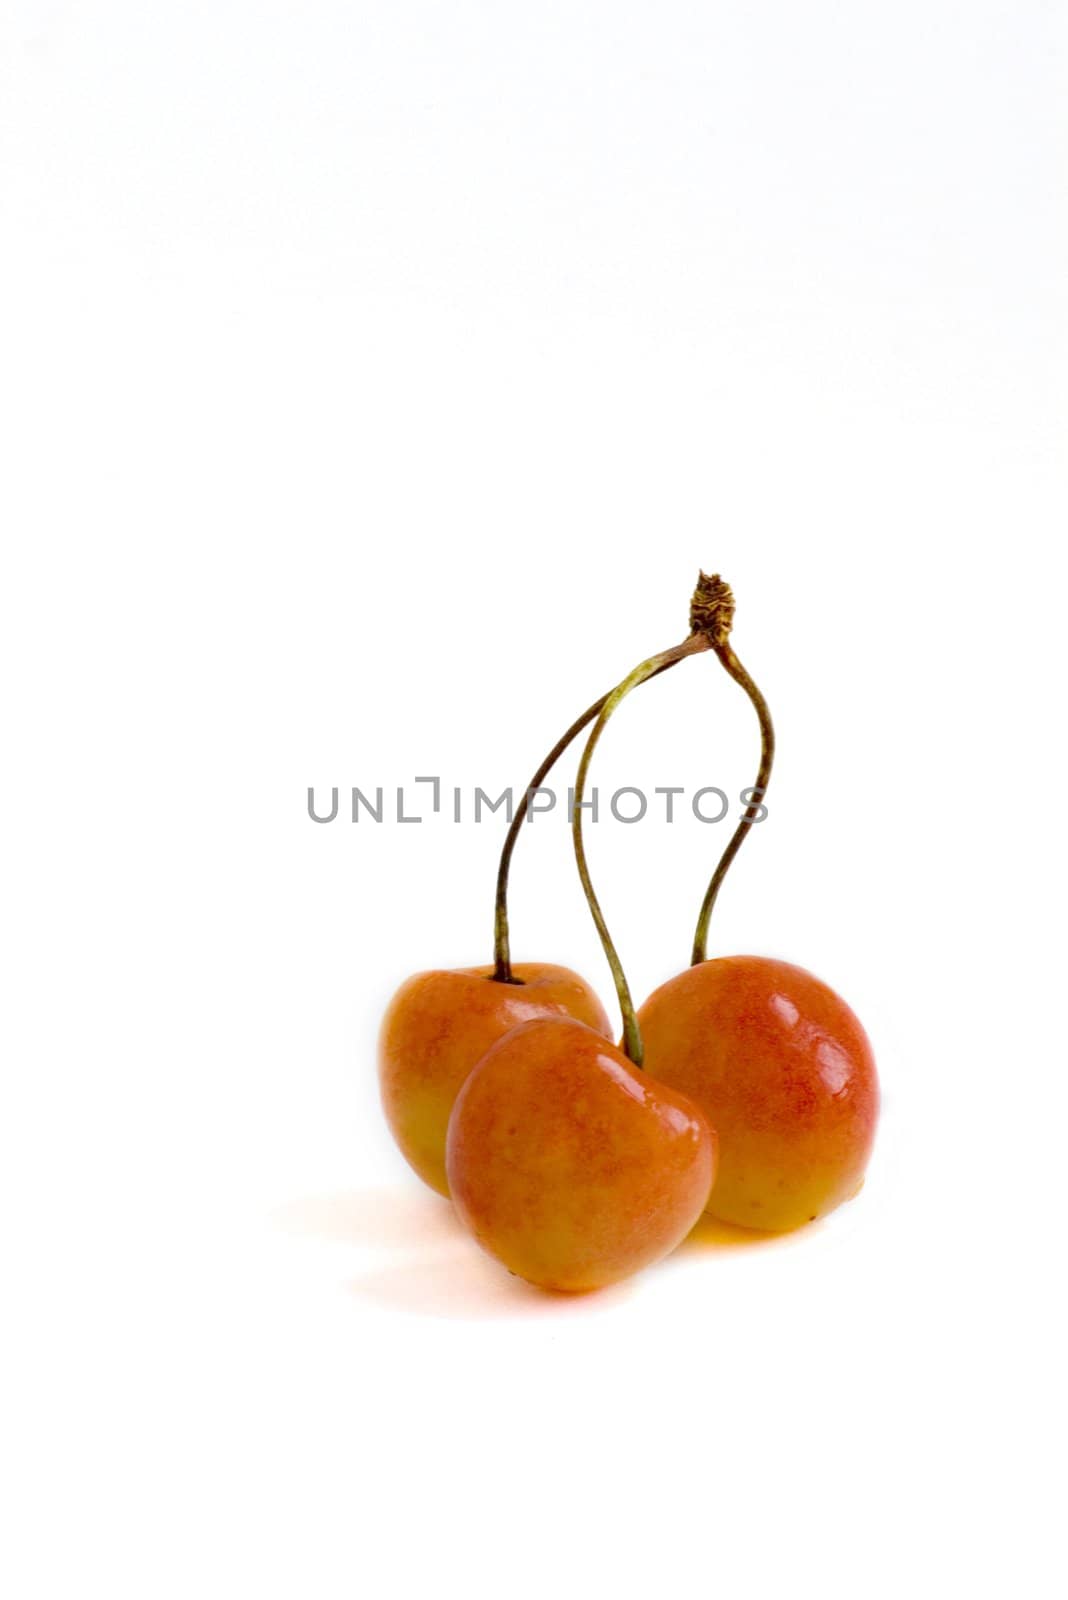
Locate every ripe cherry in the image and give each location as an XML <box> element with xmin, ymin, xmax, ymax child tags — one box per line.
<box><xmin>446</xmin><ymin>1016</ymin><xmax>715</xmax><ymax>1291</ymax></box>
<box><xmin>380</xmin><ymin>963</ymin><xmax>610</xmax><ymax>1196</ymax></box>
<box><xmin>446</xmin><ymin>627</ymin><xmax>721</xmax><ymax>1288</ymax></box>
<box><xmin>635</xmin><ymin>574</ymin><xmax>880</xmax><ymax>1231</ymax></box>
<box><xmin>379</xmin><ymin>661</ymin><xmax>685</xmax><ymax>1196</ymax></box>
<box><xmin>638</xmin><ymin>956</ymin><xmax>878</xmax><ymax>1231</ymax></box>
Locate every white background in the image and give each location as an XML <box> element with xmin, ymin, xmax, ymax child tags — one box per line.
<box><xmin>2</xmin><ymin>3</ymin><xmax>1066</xmax><ymax>1596</ymax></box>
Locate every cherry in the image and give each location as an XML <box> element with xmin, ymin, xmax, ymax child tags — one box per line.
<box><xmin>379</xmin><ymin>653</ymin><xmax>685</xmax><ymax>1196</ymax></box>
<box><xmin>638</xmin><ymin>956</ymin><xmax>877</xmax><ymax>1231</ymax></box>
<box><xmin>380</xmin><ymin>963</ymin><xmax>610</xmax><ymax>1196</ymax></box>
<box><xmin>634</xmin><ymin>573</ymin><xmax>880</xmax><ymax>1231</ymax></box>
<box><xmin>447</xmin><ymin>1016</ymin><xmax>715</xmax><ymax>1290</ymax></box>
<box><xmin>446</xmin><ymin>622</ymin><xmax>722</xmax><ymax>1288</ymax></box>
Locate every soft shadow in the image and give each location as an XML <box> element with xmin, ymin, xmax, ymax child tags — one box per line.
<box><xmin>679</xmin><ymin>1211</ymin><xmax>812</xmax><ymax>1253</ymax></box>
<box><xmin>275</xmin><ymin>1185</ymin><xmax>634</xmax><ymax>1320</ymax></box>
<box><xmin>349</xmin><ymin>1248</ymin><xmax>634</xmax><ymax>1321</ymax></box>
<box><xmin>273</xmin><ymin>1185</ymin><xmax>459</xmax><ymax>1251</ymax></box>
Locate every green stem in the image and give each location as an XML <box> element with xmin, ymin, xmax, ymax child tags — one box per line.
<box><xmin>691</xmin><ymin>641</ymin><xmax>775</xmax><ymax>965</ymax></box>
<box><xmin>573</xmin><ymin>634</ymin><xmax>712</xmax><ymax>1064</ymax></box>
<box><xmin>492</xmin><ymin>661</ymin><xmax>677</xmax><ymax>983</ymax></box>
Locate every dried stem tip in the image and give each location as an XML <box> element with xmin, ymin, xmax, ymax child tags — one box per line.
<box><xmin>689</xmin><ymin>571</ymin><xmax>735</xmax><ymax>645</ymax></box>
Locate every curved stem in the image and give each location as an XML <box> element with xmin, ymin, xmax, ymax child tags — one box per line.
<box><xmin>492</xmin><ymin>659</ymin><xmax>677</xmax><ymax>983</ymax></box>
<box><xmin>573</xmin><ymin>634</ymin><xmax>712</xmax><ymax>1064</ymax></box>
<box><xmin>691</xmin><ymin>642</ymin><xmax>775</xmax><ymax>966</ymax></box>
<box><xmin>492</xmin><ymin>697</ymin><xmax>604</xmax><ymax>983</ymax></box>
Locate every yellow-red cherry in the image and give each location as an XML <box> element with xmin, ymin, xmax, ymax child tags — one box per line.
<box><xmin>379</xmin><ymin>963</ymin><xmax>611</xmax><ymax>1196</ymax></box>
<box><xmin>446</xmin><ymin>1015</ymin><xmax>716</xmax><ymax>1291</ymax></box>
<box><xmin>637</xmin><ymin>955</ymin><xmax>878</xmax><ymax>1232</ymax></box>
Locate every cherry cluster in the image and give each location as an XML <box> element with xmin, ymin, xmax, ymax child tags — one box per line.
<box><xmin>378</xmin><ymin>573</ymin><xmax>879</xmax><ymax>1292</ymax></box>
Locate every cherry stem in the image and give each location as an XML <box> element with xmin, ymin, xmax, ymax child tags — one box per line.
<box><xmin>573</xmin><ymin>634</ymin><xmax>713</xmax><ymax>1065</ymax></box>
<box><xmin>690</xmin><ymin>640</ymin><xmax>775</xmax><ymax>966</ymax></box>
<box><xmin>492</xmin><ymin>661</ymin><xmax>677</xmax><ymax>983</ymax></box>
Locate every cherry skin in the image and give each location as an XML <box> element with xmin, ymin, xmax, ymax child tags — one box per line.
<box><xmin>446</xmin><ymin>1015</ymin><xmax>716</xmax><ymax>1291</ymax></box>
<box><xmin>378</xmin><ymin>964</ymin><xmax>612</xmax><ymax>1197</ymax></box>
<box><xmin>637</xmin><ymin>955</ymin><xmax>878</xmax><ymax>1232</ymax></box>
